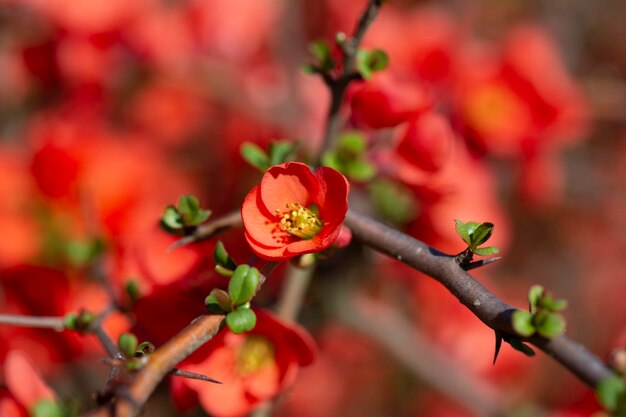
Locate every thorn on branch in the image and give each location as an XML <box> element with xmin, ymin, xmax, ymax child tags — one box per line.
<box><xmin>463</xmin><ymin>257</ymin><xmax>503</xmax><ymax>271</ymax></box>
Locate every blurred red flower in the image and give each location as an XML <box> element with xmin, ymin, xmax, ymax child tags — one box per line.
<box><xmin>0</xmin><ymin>350</ymin><xmax>56</xmax><ymax>417</ymax></box>
<box><xmin>241</xmin><ymin>162</ymin><xmax>349</xmax><ymax>261</ymax></box>
<box><xmin>171</xmin><ymin>309</ymin><xmax>315</xmax><ymax>417</ymax></box>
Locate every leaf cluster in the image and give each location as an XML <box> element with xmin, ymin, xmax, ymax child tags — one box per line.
<box><xmin>597</xmin><ymin>376</ymin><xmax>626</xmax><ymax>417</ymax></box>
<box><xmin>161</xmin><ymin>195</ymin><xmax>211</xmax><ymax>234</ymax></box>
<box><xmin>240</xmin><ymin>140</ymin><xmax>298</xmax><ymax>172</ymax></box>
<box><xmin>512</xmin><ymin>285</ymin><xmax>567</xmax><ymax>339</ymax></box>
<box><xmin>454</xmin><ymin>220</ymin><xmax>499</xmax><ymax>256</ymax></box>
<box><xmin>206</xmin><ymin>243</ymin><xmax>259</xmax><ymax>334</ymax></box>
<box><xmin>322</xmin><ymin>131</ymin><xmax>376</xmax><ymax>182</ymax></box>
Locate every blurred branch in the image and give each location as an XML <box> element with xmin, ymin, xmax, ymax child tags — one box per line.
<box><xmin>343</xmin><ymin>209</ymin><xmax>614</xmax><ymax>388</ymax></box>
<box><xmin>332</xmin><ymin>286</ymin><xmax>513</xmax><ymax>417</ymax></box>
<box><xmin>275</xmin><ymin>263</ymin><xmax>315</xmax><ymax>321</ymax></box>
<box><xmin>319</xmin><ymin>0</ymin><xmax>383</xmax><ymax>161</ymax></box>
<box><xmin>0</xmin><ymin>314</ymin><xmax>65</xmax><ymax>331</ymax></box>
<box><xmin>168</xmin><ymin>210</ymin><xmax>242</xmax><ymax>251</ymax></box>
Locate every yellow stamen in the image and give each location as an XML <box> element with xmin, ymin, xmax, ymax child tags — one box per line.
<box><xmin>235</xmin><ymin>335</ymin><xmax>275</xmax><ymax>376</ymax></box>
<box><xmin>276</xmin><ymin>202</ymin><xmax>323</xmax><ymax>240</ymax></box>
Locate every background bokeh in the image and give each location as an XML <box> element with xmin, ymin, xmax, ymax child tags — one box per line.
<box><xmin>0</xmin><ymin>0</ymin><xmax>625</xmax><ymax>416</ymax></box>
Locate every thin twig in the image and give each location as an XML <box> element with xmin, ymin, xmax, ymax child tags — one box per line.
<box><xmin>169</xmin><ymin>368</ymin><xmax>222</xmax><ymax>384</ymax></box>
<box><xmin>275</xmin><ymin>263</ymin><xmax>315</xmax><ymax>321</ymax></box>
<box><xmin>343</xmin><ymin>209</ymin><xmax>614</xmax><ymax>388</ymax></box>
<box><xmin>319</xmin><ymin>0</ymin><xmax>383</xmax><ymax>161</ymax></box>
<box><xmin>0</xmin><ymin>314</ymin><xmax>65</xmax><ymax>331</ymax></box>
<box><xmin>167</xmin><ymin>210</ymin><xmax>242</xmax><ymax>251</ymax></box>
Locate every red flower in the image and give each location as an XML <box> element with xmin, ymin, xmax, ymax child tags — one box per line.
<box><xmin>241</xmin><ymin>162</ymin><xmax>349</xmax><ymax>261</ymax></box>
<box><xmin>171</xmin><ymin>309</ymin><xmax>316</xmax><ymax>417</ymax></box>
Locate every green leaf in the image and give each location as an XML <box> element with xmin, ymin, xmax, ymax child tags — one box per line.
<box><xmin>215</xmin><ymin>264</ymin><xmax>235</xmax><ymax>277</ymax></box>
<box><xmin>472</xmin><ymin>246</ymin><xmax>500</xmax><ymax>256</ymax></box>
<box><xmin>161</xmin><ymin>205</ymin><xmax>183</xmax><ymax>231</ymax></box>
<box><xmin>228</xmin><ymin>265</ymin><xmax>260</xmax><ymax>307</ymax></box>
<box><xmin>454</xmin><ymin>220</ymin><xmax>472</xmax><ymax>246</ymax></box>
<box><xmin>321</xmin><ymin>151</ymin><xmax>342</xmax><ymax>171</ymax></box>
<box><xmin>241</xmin><ymin>142</ymin><xmax>270</xmax><ymax>171</ymax></box>
<box><xmin>369</xmin><ymin>179</ymin><xmax>419</xmax><ymax>225</ymax></box>
<box><xmin>205</xmin><ymin>288</ymin><xmax>232</xmax><ymax>313</ymax></box>
<box><xmin>356</xmin><ymin>49</ymin><xmax>389</xmax><ymax>79</ymax></box>
<box><xmin>470</xmin><ymin>222</ymin><xmax>494</xmax><ymax>247</ymax></box>
<box><xmin>338</xmin><ymin>131</ymin><xmax>366</xmax><ymax>156</ymax></box>
<box><xmin>512</xmin><ymin>310</ymin><xmax>536</xmax><ymax>337</ymax></box>
<box><xmin>214</xmin><ymin>241</ymin><xmax>237</xmax><ymax>270</ymax></box>
<box><xmin>528</xmin><ymin>285</ymin><xmax>544</xmax><ymax>313</ymax></box>
<box><xmin>137</xmin><ymin>341</ymin><xmax>155</xmax><ymax>356</ymax></box>
<box><xmin>125</xmin><ymin>280</ymin><xmax>140</xmax><ymax>303</ymax></box>
<box><xmin>549</xmin><ymin>299</ymin><xmax>568</xmax><ymax>312</ymax></box>
<box><xmin>31</xmin><ymin>400</ymin><xmax>63</xmax><ymax>417</ymax></box>
<box><xmin>301</xmin><ymin>64</ymin><xmax>318</xmax><ymax>74</ymax></box>
<box><xmin>63</xmin><ymin>313</ymin><xmax>78</xmax><ymax>330</ymax></box>
<box><xmin>507</xmin><ymin>339</ymin><xmax>536</xmax><ymax>357</ymax></box>
<box><xmin>268</xmin><ymin>141</ymin><xmax>297</xmax><ymax>165</ymax></box>
<box><xmin>309</xmin><ymin>40</ymin><xmax>334</xmax><ymax>70</ymax></box>
<box><xmin>535</xmin><ymin>311</ymin><xmax>566</xmax><ymax>338</ymax></box>
<box><xmin>345</xmin><ymin>159</ymin><xmax>376</xmax><ymax>182</ymax></box>
<box><xmin>178</xmin><ymin>195</ymin><xmax>211</xmax><ymax>226</ymax></box>
<box><xmin>118</xmin><ymin>333</ymin><xmax>138</xmax><ymax>358</ymax></box>
<box><xmin>597</xmin><ymin>376</ymin><xmax>626</xmax><ymax>411</ymax></box>
<box><xmin>226</xmin><ymin>308</ymin><xmax>257</xmax><ymax>334</ymax></box>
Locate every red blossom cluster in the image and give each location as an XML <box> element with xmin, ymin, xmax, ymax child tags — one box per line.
<box><xmin>0</xmin><ymin>0</ymin><xmax>622</xmax><ymax>416</ymax></box>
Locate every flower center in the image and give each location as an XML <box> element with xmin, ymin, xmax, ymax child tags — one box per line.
<box><xmin>276</xmin><ymin>202</ymin><xmax>323</xmax><ymax>240</ymax></box>
<box><xmin>235</xmin><ymin>335</ymin><xmax>275</xmax><ymax>376</ymax></box>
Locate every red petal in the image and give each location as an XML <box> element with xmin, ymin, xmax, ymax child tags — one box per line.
<box><xmin>4</xmin><ymin>351</ymin><xmax>55</xmax><ymax>409</ymax></box>
<box><xmin>241</xmin><ymin>186</ymin><xmax>294</xmax><ymax>249</ymax></box>
<box><xmin>259</xmin><ymin>163</ymin><xmax>317</xmax><ymax>213</ymax></box>
<box><xmin>313</xmin><ymin>167</ymin><xmax>350</xmax><ymax>227</ymax></box>
<box><xmin>244</xmin><ymin>230</ymin><xmax>290</xmax><ymax>261</ymax></box>
<box><xmin>285</xmin><ymin>223</ymin><xmax>343</xmax><ymax>256</ymax></box>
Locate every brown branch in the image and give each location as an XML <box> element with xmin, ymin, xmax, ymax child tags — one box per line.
<box><xmin>319</xmin><ymin>0</ymin><xmax>383</xmax><ymax>160</ymax></box>
<box><xmin>343</xmin><ymin>209</ymin><xmax>614</xmax><ymax>388</ymax></box>
<box><xmin>168</xmin><ymin>210</ymin><xmax>242</xmax><ymax>251</ymax></box>
<box><xmin>83</xmin><ymin>314</ymin><xmax>225</xmax><ymax>417</ymax></box>
<box><xmin>0</xmin><ymin>314</ymin><xmax>65</xmax><ymax>331</ymax></box>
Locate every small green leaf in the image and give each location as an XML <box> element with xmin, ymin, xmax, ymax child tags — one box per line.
<box><xmin>118</xmin><ymin>333</ymin><xmax>138</xmax><ymax>358</ymax></box>
<box><xmin>215</xmin><ymin>264</ymin><xmax>235</xmax><ymax>277</ymax></box>
<box><xmin>454</xmin><ymin>220</ymin><xmax>472</xmax><ymax>246</ymax></box>
<box><xmin>356</xmin><ymin>49</ymin><xmax>389</xmax><ymax>79</ymax></box>
<box><xmin>205</xmin><ymin>288</ymin><xmax>232</xmax><ymax>313</ymax></box>
<box><xmin>512</xmin><ymin>310</ymin><xmax>536</xmax><ymax>337</ymax></box>
<box><xmin>597</xmin><ymin>376</ymin><xmax>626</xmax><ymax>411</ymax></box>
<box><xmin>470</xmin><ymin>222</ymin><xmax>494</xmax><ymax>247</ymax></box>
<box><xmin>241</xmin><ymin>142</ymin><xmax>270</xmax><ymax>171</ymax></box>
<box><xmin>269</xmin><ymin>141</ymin><xmax>297</xmax><ymax>165</ymax></box>
<box><xmin>161</xmin><ymin>205</ymin><xmax>183</xmax><ymax>231</ymax></box>
<box><xmin>301</xmin><ymin>64</ymin><xmax>319</xmax><ymax>74</ymax></box>
<box><xmin>137</xmin><ymin>341</ymin><xmax>155</xmax><ymax>356</ymax></box>
<box><xmin>369</xmin><ymin>179</ymin><xmax>419</xmax><ymax>225</ymax></box>
<box><xmin>226</xmin><ymin>308</ymin><xmax>257</xmax><ymax>334</ymax></box>
<box><xmin>214</xmin><ymin>241</ymin><xmax>237</xmax><ymax>270</ymax></box>
<box><xmin>507</xmin><ymin>339</ymin><xmax>536</xmax><ymax>357</ymax></box>
<box><xmin>528</xmin><ymin>285</ymin><xmax>544</xmax><ymax>313</ymax></box>
<box><xmin>125</xmin><ymin>280</ymin><xmax>140</xmax><ymax>303</ymax></box>
<box><xmin>338</xmin><ymin>131</ymin><xmax>366</xmax><ymax>156</ymax></box>
<box><xmin>321</xmin><ymin>151</ymin><xmax>342</xmax><ymax>171</ymax></box>
<box><xmin>548</xmin><ymin>298</ymin><xmax>568</xmax><ymax>312</ymax></box>
<box><xmin>309</xmin><ymin>40</ymin><xmax>335</xmax><ymax>70</ymax></box>
<box><xmin>535</xmin><ymin>311</ymin><xmax>565</xmax><ymax>338</ymax></box>
<box><xmin>63</xmin><ymin>313</ymin><xmax>78</xmax><ymax>330</ymax></box>
<box><xmin>345</xmin><ymin>159</ymin><xmax>376</xmax><ymax>182</ymax></box>
<box><xmin>178</xmin><ymin>195</ymin><xmax>211</xmax><ymax>226</ymax></box>
<box><xmin>472</xmin><ymin>246</ymin><xmax>500</xmax><ymax>256</ymax></box>
<box><xmin>228</xmin><ymin>265</ymin><xmax>260</xmax><ymax>307</ymax></box>
<box><xmin>31</xmin><ymin>400</ymin><xmax>63</xmax><ymax>417</ymax></box>
<box><xmin>65</xmin><ymin>238</ymin><xmax>104</xmax><ymax>267</ymax></box>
